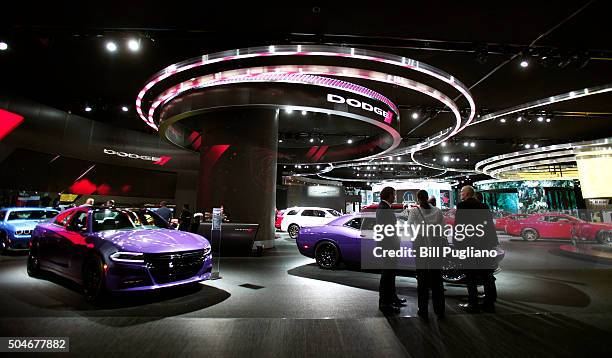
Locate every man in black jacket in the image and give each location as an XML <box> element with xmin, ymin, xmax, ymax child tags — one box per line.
<box><xmin>376</xmin><ymin>187</ymin><xmax>405</xmax><ymax>314</ymax></box>
<box><xmin>454</xmin><ymin>185</ymin><xmax>499</xmax><ymax>313</ymax></box>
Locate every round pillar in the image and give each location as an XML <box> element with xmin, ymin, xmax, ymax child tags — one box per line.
<box><xmin>196</xmin><ymin>108</ymin><xmax>278</xmax><ymax>249</ymax></box>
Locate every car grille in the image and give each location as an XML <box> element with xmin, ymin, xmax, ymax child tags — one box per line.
<box><xmin>145</xmin><ymin>249</ymin><xmax>205</xmax><ymax>284</ymax></box>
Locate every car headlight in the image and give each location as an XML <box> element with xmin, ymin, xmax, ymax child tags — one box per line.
<box><xmin>203</xmin><ymin>246</ymin><xmax>211</xmax><ymax>256</ymax></box>
<box><xmin>110</xmin><ymin>251</ymin><xmax>145</xmax><ymax>263</ymax></box>
<box><xmin>15</xmin><ymin>230</ymin><xmax>32</xmax><ymax>236</ymax></box>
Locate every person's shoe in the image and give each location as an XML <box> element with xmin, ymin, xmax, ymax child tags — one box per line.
<box><xmin>458</xmin><ymin>303</ymin><xmax>480</xmax><ymax>313</ymax></box>
<box><xmin>379</xmin><ymin>304</ymin><xmax>401</xmax><ymax>314</ymax></box>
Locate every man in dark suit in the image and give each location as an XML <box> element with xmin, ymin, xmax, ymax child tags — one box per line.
<box><xmin>454</xmin><ymin>185</ymin><xmax>499</xmax><ymax>313</ymax></box>
<box><xmin>376</xmin><ymin>187</ymin><xmax>405</xmax><ymax>314</ymax></box>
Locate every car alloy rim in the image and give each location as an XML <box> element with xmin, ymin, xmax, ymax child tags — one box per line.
<box><xmin>289</xmin><ymin>225</ymin><xmax>299</xmax><ymax>238</ymax></box>
<box><xmin>527</xmin><ymin>231</ymin><xmax>535</xmax><ymax>240</ymax></box>
<box><xmin>318</xmin><ymin>244</ymin><xmax>337</xmax><ymax>267</ymax></box>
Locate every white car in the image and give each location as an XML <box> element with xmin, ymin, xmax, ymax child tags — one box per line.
<box><xmin>280</xmin><ymin>207</ymin><xmax>342</xmax><ymax>239</ymax></box>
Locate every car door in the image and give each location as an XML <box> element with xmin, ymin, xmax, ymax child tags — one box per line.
<box><xmin>54</xmin><ymin>210</ymin><xmax>89</xmax><ymax>273</ymax></box>
<box><xmin>42</xmin><ymin>211</ymin><xmax>75</xmax><ymax>269</ymax></box>
<box><xmin>338</xmin><ymin>217</ymin><xmax>363</xmax><ymax>262</ymax></box>
<box><xmin>549</xmin><ymin>216</ymin><xmax>574</xmax><ymax>239</ymax></box>
<box><xmin>299</xmin><ymin>210</ymin><xmax>317</xmax><ymax>227</ymax></box>
<box><xmin>312</xmin><ymin>210</ymin><xmax>329</xmax><ymax>226</ymax></box>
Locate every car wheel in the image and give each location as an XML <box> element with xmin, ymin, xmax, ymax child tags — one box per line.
<box><xmin>596</xmin><ymin>231</ymin><xmax>611</xmax><ymax>245</ymax></box>
<box><xmin>288</xmin><ymin>224</ymin><xmax>300</xmax><ymax>239</ymax></box>
<box><xmin>441</xmin><ymin>260</ymin><xmax>466</xmax><ymax>283</ymax></box>
<box><xmin>315</xmin><ymin>241</ymin><xmax>340</xmax><ymax>269</ymax></box>
<box><xmin>521</xmin><ymin>228</ymin><xmax>539</xmax><ymax>242</ymax></box>
<box><xmin>27</xmin><ymin>242</ymin><xmax>42</xmax><ymax>277</ymax></box>
<box><xmin>82</xmin><ymin>255</ymin><xmax>107</xmax><ymax>302</ymax></box>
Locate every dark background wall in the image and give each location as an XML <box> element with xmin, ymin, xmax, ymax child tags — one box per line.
<box><xmin>0</xmin><ymin>96</ymin><xmax>199</xmax><ymax>210</ymax></box>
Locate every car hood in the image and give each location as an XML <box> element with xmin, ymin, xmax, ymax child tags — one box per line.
<box><xmin>6</xmin><ymin>220</ymin><xmax>44</xmax><ymax>231</ymax></box>
<box><xmin>95</xmin><ymin>228</ymin><xmax>210</xmax><ymax>253</ymax></box>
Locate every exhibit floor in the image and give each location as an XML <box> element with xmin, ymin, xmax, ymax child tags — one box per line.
<box><xmin>0</xmin><ymin>234</ymin><xmax>611</xmax><ymax>357</ymax></box>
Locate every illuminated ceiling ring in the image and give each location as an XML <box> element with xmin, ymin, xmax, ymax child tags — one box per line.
<box><xmin>475</xmin><ymin>138</ymin><xmax>612</xmax><ymax>179</ymax></box>
<box><xmin>312</xmin><ymin>160</ymin><xmax>447</xmax><ymax>183</ymax></box>
<box><xmin>136</xmin><ymin>44</ymin><xmax>475</xmax><ymax>151</ymax></box>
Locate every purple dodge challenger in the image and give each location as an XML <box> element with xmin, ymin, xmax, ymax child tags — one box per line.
<box><xmin>296</xmin><ymin>213</ymin><xmax>504</xmax><ymax>282</ymax></box>
<box><xmin>27</xmin><ymin>206</ymin><xmax>212</xmax><ymax>301</ymax></box>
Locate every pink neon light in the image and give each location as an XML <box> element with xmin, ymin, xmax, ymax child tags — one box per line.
<box><xmin>0</xmin><ymin>109</ymin><xmax>24</xmax><ymax>141</ymax></box>
<box><xmin>135</xmin><ymin>46</ymin><xmax>476</xmax><ymax>138</ymax></box>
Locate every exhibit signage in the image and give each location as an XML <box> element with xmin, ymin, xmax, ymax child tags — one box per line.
<box><xmin>103</xmin><ymin>148</ymin><xmax>171</xmax><ymax>165</ymax></box>
<box><xmin>327</xmin><ymin>93</ymin><xmax>390</xmax><ymax>119</ymax></box>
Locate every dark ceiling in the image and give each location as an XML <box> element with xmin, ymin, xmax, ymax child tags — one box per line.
<box><xmin>1</xmin><ymin>1</ymin><xmax>611</xmax><ymax>183</ymax></box>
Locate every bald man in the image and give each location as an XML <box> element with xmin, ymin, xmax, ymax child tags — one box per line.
<box><xmin>454</xmin><ymin>185</ymin><xmax>499</xmax><ymax>313</ymax></box>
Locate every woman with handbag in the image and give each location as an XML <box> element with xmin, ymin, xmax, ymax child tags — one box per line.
<box><xmin>406</xmin><ymin>190</ymin><xmax>446</xmax><ymax>320</ymax></box>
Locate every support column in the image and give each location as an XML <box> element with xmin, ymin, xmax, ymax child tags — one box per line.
<box><xmin>196</xmin><ymin>108</ymin><xmax>279</xmax><ymax>249</ymax></box>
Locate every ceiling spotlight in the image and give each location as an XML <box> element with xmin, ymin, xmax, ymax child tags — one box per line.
<box><xmin>450</xmin><ymin>158</ymin><xmax>455</xmax><ymax>162</ymax></box>
<box><xmin>441</xmin><ymin>141</ymin><xmax>447</xmax><ymax>147</ymax></box>
<box><xmin>463</xmin><ymin>142</ymin><xmax>469</xmax><ymax>147</ymax></box>
<box><xmin>524</xmin><ymin>144</ymin><xmax>531</xmax><ymax>149</ymax></box>
<box><xmin>537</xmin><ymin>116</ymin><xmax>544</xmax><ymax>122</ymax></box>
<box><xmin>517</xmin><ymin>116</ymin><xmax>523</xmax><ymax>122</ymax></box>
<box><xmin>465</xmin><ymin>158</ymin><xmax>469</xmax><ymax>162</ymax></box>
<box><xmin>309</xmin><ymin>138</ymin><xmax>314</xmax><ymax>143</ymax></box>
<box><xmin>85</xmin><ymin>106</ymin><xmax>92</xmax><ymax>112</ymax></box>
<box><xmin>500</xmin><ymin>118</ymin><xmax>506</xmax><ymax>123</ymax></box>
<box><xmin>278</xmin><ymin>139</ymin><xmax>283</xmax><ymax>143</ymax></box>
<box><xmin>443</xmin><ymin>156</ymin><xmax>449</xmax><ymax>162</ymax></box>
<box><xmin>534</xmin><ymin>144</ymin><xmax>539</xmax><ymax>148</ymax></box>
<box><xmin>470</xmin><ymin>142</ymin><xmax>476</xmax><ymax>147</ymax></box>
<box><xmin>432</xmin><ymin>158</ymin><xmax>436</xmax><ymax>162</ymax></box>
<box><xmin>285</xmin><ymin>108</ymin><xmax>293</xmax><ymax>114</ymax></box>
<box><xmin>316</xmin><ymin>165</ymin><xmax>321</xmax><ymax>169</ymax></box>
<box><xmin>121</xmin><ymin>106</ymin><xmax>129</xmax><ymax>112</ymax></box>
<box><xmin>0</xmin><ymin>42</ymin><xmax>8</xmax><ymax>51</ymax></box>
<box><xmin>320</xmin><ymin>139</ymin><xmax>324</xmax><ymax>143</ymax></box>
<box><xmin>520</xmin><ymin>59</ymin><xmax>529</xmax><ymax>68</ymax></box>
<box><xmin>396</xmin><ymin>156</ymin><xmax>401</xmax><ymax>161</ymax></box>
<box><xmin>347</xmin><ymin>138</ymin><xmax>353</xmax><ymax>144</ymax></box>
<box><xmin>301</xmin><ymin>110</ymin><xmax>307</xmax><ymax>116</ymax></box>
<box><xmin>357</xmin><ymin>174</ymin><xmax>360</xmax><ymax>177</ymax></box>
<box><xmin>127</xmin><ymin>38</ymin><xmax>140</xmax><ymax>52</ymax></box>
<box><xmin>545</xmin><ymin>118</ymin><xmax>551</xmax><ymax>123</ymax></box>
<box><xmin>106</xmin><ymin>41</ymin><xmax>118</xmax><ymax>52</ymax></box>
<box><xmin>411</xmin><ymin>112</ymin><xmax>419</xmax><ymax>119</ymax></box>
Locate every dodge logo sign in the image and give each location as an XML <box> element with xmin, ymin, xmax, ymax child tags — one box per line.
<box><xmin>103</xmin><ymin>149</ymin><xmax>172</xmax><ymax>166</ymax></box>
<box><xmin>327</xmin><ymin>93</ymin><xmax>389</xmax><ymax>119</ymax></box>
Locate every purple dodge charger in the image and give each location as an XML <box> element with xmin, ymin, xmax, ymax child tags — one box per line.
<box><xmin>296</xmin><ymin>213</ymin><xmax>504</xmax><ymax>282</ymax></box>
<box><xmin>27</xmin><ymin>207</ymin><xmax>212</xmax><ymax>301</ymax></box>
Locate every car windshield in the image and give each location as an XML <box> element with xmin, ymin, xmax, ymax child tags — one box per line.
<box><xmin>92</xmin><ymin>209</ymin><xmax>167</xmax><ymax>232</ymax></box>
<box><xmin>327</xmin><ymin>209</ymin><xmax>341</xmax><ymax>217</ymax></box>
<box><xmin>7</xmin><ymin>210</ymin><xmax>48</xmax><ymax>221</ymax></box>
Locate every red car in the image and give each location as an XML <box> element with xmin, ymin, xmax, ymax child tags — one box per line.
<box><xmin>494</xmin><ymin>214</ymin><xmax>530</xmax><ymax>232</ymax></box>
<box><xmin>275</xmin><ymin>209</ymin><xmax>285</xmax><ymax>229</ymax></box>
<box><xmin>505</xmin><ymin>213</ymin><xmax>612</xmax><ymax>243</ymax></box>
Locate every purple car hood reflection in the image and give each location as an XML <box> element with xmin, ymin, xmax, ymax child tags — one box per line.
<box><xmin>95</xmin><ymin>229</ymin><xmax>209</xmax><ymax>253</ymax></box>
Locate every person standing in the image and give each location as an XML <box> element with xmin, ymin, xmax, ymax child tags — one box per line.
<box><xmin>178</xmin><ymin>204</ymin><xmax>193</xmax><ymax>232</ymax></box>
<box><xmin>454</xmin><ymin>185</ymin><xmax>499</xmax><ymax>313</ymax></box>
<box><xmin>82</xmin><ymin>198</ymin><xmax>95</xmax><ymax>207</ymax></box>
<box><xmin>156</xmin><ymin>201</ymin><xmax>173</xmax><ymax>223</ymax></box>
<box><xmin>376</xmin><ymin>186</ymin><xmax>405</xmax><ymax>314</ymax></box>
<box><xmin>407</xmin><ymin>190</ymin><xmax>446</xmax><ymax>319</ymax></box>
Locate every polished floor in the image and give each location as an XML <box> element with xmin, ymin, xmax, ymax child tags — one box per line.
<box><xmin>0</xmin><ymin>234</ymin><xmax>611</xmax><ymax>357</ymax></box>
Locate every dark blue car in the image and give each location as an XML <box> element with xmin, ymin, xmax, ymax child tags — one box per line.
<box><xmin>0</xmin><ymin>207</ymin><xmax>59</xmax><ymax>253</ymax></box>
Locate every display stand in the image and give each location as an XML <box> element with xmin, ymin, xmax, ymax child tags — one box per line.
<box><xmin>210</xmin><ymin>207</ymin><xmax>223</xmax><ymax>280</ymax></box>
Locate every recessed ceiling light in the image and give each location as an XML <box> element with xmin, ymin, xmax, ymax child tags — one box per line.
<box><xmin>520</xmin><ymin>60</ymin><xmax>529</xmax><ymax>68</ymax></box>
<box><xmin>347</xmin><ymin>138</ymin><xmax>353</xmax><ymax>144</ymax></box>
<box><xmin>0</xmin><ymin>42</ymin><xmax>8</xmax><ymax>51</ymax></box>
<box><xmin>537</xmin><ymin>116</ymin><xmax>544</xmax><ymax>122</ymax></box>
<box><xmin>285</xmin><ymin>108</ymin><xmax>293</xmax><ymax>114</ymax></box>
<box><xmin>432</xmin><ymin>158</ymin><xmax>436</xmax><ymax>161</ymax></box>
<box><xmin>443</xmin><ymin>156</ymin><xmax>449</xmax><ymax>162</ymax></box>
<box><xmin>278</xmin><ymin>139</ymin><xmax>283</xmax><ymax>143</ymax></box>
<box><xmin>309</xmin><ymin>138</ymin><xmax>314</xmax><ymax>143</ymax></box>
<box><xmin>121</xmin><ymin>106</ymin><xmax>129</xmax><ymax>112</ymax></box>
<box><xmin>127</xmin><ymin>39</ymin><xmax>140</xmax><ymax>52</ymax></box>
<box><xmin>470</xmin><ymin>142</ymin><xmax>476</xmax><ymax>147</ymax></box>
<box><xmin>85</xmin><ymin>106</ymin><xmax>92</xmax><ymax>112</ymax></box>
<box><xmin>500</xmin><ymin>118</ymin><xmax>506</xmax><ymax>123</ymax></box>
<box><xmin>441</xmin><ymin>141</ymin><xmax>447</xmax><ymax>147</ymax></box>
<box><xmin>106</xmin><ymin>41</ymin><xmax>117</xmax><ymax>52</ymax></box>
<box><xmin>411</xmin><ymin>112</ymin><xmax>419</xmax><ymax>119</ymax></box>
<box><xmin>534</xmin><ymin>144</ymin><xmax>539</xmax><ymax>148</ymax></box>
<box><xmin>524</xmin><ymin>144</ymin><xmax>531</xmax><ymax>149</ymax></box>
<box><xmin>301</xmin><ymin>110</ymin><xmax>307</xmax><ymax>116</ymax></box>
<box><xmin>517</xmin><ymin>116</ymin><xmax>523</xmax><ymax>122</ymax></box>
<box><xmin>545</xmin><ymin>118</ymin><xmax>551</xmax><ymax>123</ymax></box>
<box><xmin>463</xmin><ymin>142</ymin><xmax>469</xmax><ymax>147</ymax></box>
